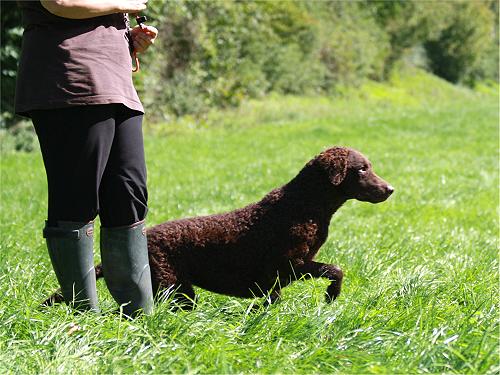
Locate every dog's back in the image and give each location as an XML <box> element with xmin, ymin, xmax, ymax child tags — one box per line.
<box><xmin>146</xmin><ymin>189</ymin><xmax>296</xmax><ymax>297</ymax></box>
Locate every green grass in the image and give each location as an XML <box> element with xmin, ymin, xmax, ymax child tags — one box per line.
<box><xmin>1</xmin><ymin>69</ymin><xmax>498</xmax><ymax>374</ymax></box>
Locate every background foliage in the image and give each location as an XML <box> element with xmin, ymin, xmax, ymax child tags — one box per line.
<box><xmin>1</xmin><ymin>1</ymin><xmax>23</xmax><ymax>127</ymax></box>
<box><xmin>1</xmin><ymin>0</ymin><xmax>498</xmax><ymax>127</ymax></box>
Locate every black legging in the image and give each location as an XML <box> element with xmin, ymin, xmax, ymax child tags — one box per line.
<box><xmin>31</xmin><ymin>104</ymin><xmax>148</xmax><ymax>228</ymax></box>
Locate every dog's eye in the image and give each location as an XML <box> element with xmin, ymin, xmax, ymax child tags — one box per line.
<box><xmin>358</xmin><ymin>167</ymin><xmax>368</xmax><ymax>174</ymax></box>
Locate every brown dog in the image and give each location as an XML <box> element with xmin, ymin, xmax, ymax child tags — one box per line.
<box><xmin>44</xmin><ymin>147</ymin><xmax>393</xmax><ymax>308</ymax></box>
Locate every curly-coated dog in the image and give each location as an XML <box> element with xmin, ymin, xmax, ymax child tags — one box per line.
<box><xmin>44</xmin><ymin>146</ymin><xmax>393</xmax><ymax>308</ymax></box>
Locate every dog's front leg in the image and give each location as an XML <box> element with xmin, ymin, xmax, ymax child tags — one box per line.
<box><xmin>296</xmin><ymin>261</ymin><xmax>343</xmax><ymax>302</ymax></box>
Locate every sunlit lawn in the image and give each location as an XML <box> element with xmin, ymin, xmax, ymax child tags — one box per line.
<box><xmin>1</xmin><ymin>70</ymin><xmax>498</xmax><ymax>373</ymax></box>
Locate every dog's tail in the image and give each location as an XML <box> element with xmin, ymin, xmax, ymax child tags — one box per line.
<box><xmin>41</xmin><ymin>264</ymin><xmax>104</xmax><ymax>307</ymax></box>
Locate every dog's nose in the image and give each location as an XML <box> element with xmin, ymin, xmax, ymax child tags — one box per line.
<box><xmin>386</xmin><ymin>185</ymin><xmax>394</xmax><ymax>195</ymax></box>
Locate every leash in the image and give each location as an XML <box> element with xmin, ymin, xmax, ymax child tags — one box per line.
<box><xmin>131</xmin><ymin>16</ymin><xmax>148</xmax><ymax>73</ymax></box>
<box><xmin>125</xmin><ymin>14</ymin><xmax>147</xmax><ymax>73</ymax></box>
<box><xmin>132</xmin><ymin>15</ymin><xmax>147</xmax><ymax>73</ymax></box>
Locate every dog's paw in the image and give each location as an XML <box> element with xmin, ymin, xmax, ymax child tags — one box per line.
<box><xmin>40</xmin><ymin>291</ymin><xmax>64</xmax><ymax>307</ymax></box>
<box><xmin>173</xmin><ymin>295</ymin><xmax>197</xmax><ymax>311</ymax></box>
<box><xmin>325</xmin><ymin>284</ymin><xmax>340</xmax><ymax>303</ymax></box>
<box><xmin>325</xmin><ymin>292</ymin><xmax>336</xmax><ymax>303</ymax></box>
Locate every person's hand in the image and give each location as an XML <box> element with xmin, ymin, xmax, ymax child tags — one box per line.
<box><xmin>119</xmin><ymin>0</ymin><xmax>148</xmax><ymax>13</ymax></box>
<box><xmin>131</xmin><ymin>25</ymin><xmax>158</xmax><ymax>53</ymax></box>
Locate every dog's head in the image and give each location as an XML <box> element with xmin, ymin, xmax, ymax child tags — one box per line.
<box><xmin>311</xmin><ymin>146</ymin><xmax>394</xmax><ymax>203</ymax></box>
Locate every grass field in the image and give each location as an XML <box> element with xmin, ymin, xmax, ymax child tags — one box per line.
<box><xmin>0</xmin><ymin>70</ymin><xmax>498</xmax><ymax>374</ymax></box>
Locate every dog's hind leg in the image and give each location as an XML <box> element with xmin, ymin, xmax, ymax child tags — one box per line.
<box><xmin>94</xmin><ymin>263</ymin><xmax>104</xmax><ymax>279</ymax></box>
<box><xmin>41</xmin><ymin>264</ymin><xmax>104</xmax><ymax>307</ymax></box>
<box><xmin>296</xmin><ymin>261</ymin><xmax>343</xmax><ymax>302</ymax></box>
<box><xmin>173</xmin><ymin>282</ymin><xmax>197</xmax><ymax>310</ymax></box>
<box><xmin>41</xmin><ymin>289</ymin><xmax>64</xmax><ymax>307</ymax></box>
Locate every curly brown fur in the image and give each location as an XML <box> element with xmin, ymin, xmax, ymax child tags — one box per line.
<box><xmin>43</xmin><ymin>146</ymin><xmax>394</xmax><ymax>308</ymax></box>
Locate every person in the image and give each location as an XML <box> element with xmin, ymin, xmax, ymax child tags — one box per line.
<box><xmin>15</xmin><ymin>0</ymin><xmax>158</xmax><ymax>317</ymax></box>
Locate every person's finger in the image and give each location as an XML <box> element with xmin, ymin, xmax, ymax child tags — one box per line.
<box><xmin>134</xmin><ymin>39</ymin><xmax>147</xmax><ymax>50</ymax></box>
<box><xmin>134</xmin><ymin>39</ymin><xmax>149</xmax><ymax>52</ymax></box>
<box><xmin>132</xmin><ymin>26</ymin><xmax>158</xmax><ymax>41</ymax></box>
<box><xmin>134</xmin><ymin>32</ymin><xmax>155</xmax><ymax>47</ymax></box>
<box><xmin>134</xmin><ymin>33</ymin><xmax>153</xmax><ymax>45</ymax></box>
<box><xmin>141</xmin><ymin>25</ymin><xmax>158</xmax><ymax>38</ymax></box>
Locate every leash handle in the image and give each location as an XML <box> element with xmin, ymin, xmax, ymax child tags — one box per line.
<box><xmin>136</xmin><ymin>15</ymin><xmax>147</xmax><ymax>29</ymax></box>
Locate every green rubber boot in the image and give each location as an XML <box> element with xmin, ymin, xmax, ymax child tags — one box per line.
<box><xmin>100</xmin><ymin>221</ymin><xmax>153</xmax><ymax>317</ymax></box>
<box><xmin>43</xmin><ymin>221</ymin><xmax>99</xmax><ymax>312</ymax></box>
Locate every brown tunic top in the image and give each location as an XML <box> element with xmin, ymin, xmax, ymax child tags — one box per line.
<box><xmin>15</xmin><ymin>1</ymin><xmax>144</xmax><ymax>117</ymax></box>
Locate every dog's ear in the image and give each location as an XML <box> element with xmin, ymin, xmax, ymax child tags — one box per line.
<box><xmin>313</xmin><ymin>147</ymin><xmax>349</xmax><ymax>186</ymax></box>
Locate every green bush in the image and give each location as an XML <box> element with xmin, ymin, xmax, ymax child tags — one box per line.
<box><xmin>0</xmin><ymin>121</ymin><xmax>38</xmax><ymax>153</ymax></box>
<box><xmin>141</xmin><ymin>0</ymin><xmax>395</xmax><ymax>119</ymax></box>
<box><xmin>1</xmin><ymin>2</ymin><xmax>23</xmax><ymax>128</ymax></box>
<box><xmin>318</xmin><ymin>2</ymin><xmax>389</xmax><ymax>89</ymax></box>
<box><xmin>424</xmin><ymin>1</ymin><xmax>497</xmax><ymax>85</ymax></box>
<box><xmin>143</xmin><ymin>0</ymin><xmax>327</xmax><ymax>117</ymax></box>
<box><xmin>365</xmin><ymin>0</ymin><xmax>453</xmax><ymax>77</ymax></box>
